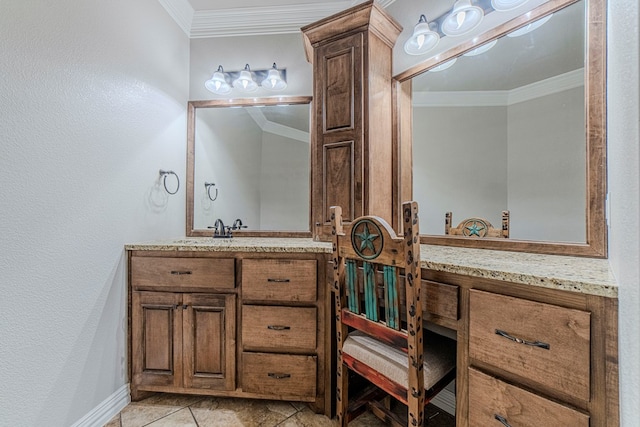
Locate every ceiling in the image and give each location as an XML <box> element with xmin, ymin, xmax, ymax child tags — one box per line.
<box><xmin>162</xmin><ymin>0</ymin><xmax>584</xmax><ymax>94</ymax></box>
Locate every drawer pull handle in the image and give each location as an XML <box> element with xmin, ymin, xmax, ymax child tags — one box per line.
<box><xmin>494</xmin><ymin>414</ymin><xmax>512</xmax><ymax>427</ymax></box>
<box><xmin>495</xmin><ymin>329</ymin><xmax>550</xmax><ymax>350</ymax></box>
<box><xmin>267</xmin><ymin>278</ymin><xmax>290</xmax><ymax>283</ymax></box>
<box><xmin>170</xmin><ymin>270</ymin><xmax>192</xmax><ymax>275</ymax></box>
<box><xmin>267</xmin><ymin>373</ymin><xmax>291</xmax><ymax>379</ymax></box>
<box><xmin>267</xmin><ymin>325</ymin><xmax>291</xmax><ymax>331</ymax></box>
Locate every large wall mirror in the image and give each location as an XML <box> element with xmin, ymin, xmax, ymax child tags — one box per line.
<box><xmin>186</xmin><ymin>97</ymin><xmax>313</xmax><ymax>237</ymax></box>
<box><xmin>394</xmin><ymin>0</ymin><xmax>606</xmax><ymax>257</ymax></box>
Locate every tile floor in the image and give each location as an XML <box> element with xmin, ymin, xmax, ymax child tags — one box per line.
<box><xmin>105</xmin><ymin>393</ymin><xmax>455</xmax><ymax>427</ymax></box>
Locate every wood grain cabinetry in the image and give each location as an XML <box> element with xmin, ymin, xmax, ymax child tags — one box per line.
<box><xmin>302</xmin><ymin>1</ymin><xmax>402</xmax><ymax>239</ymax></box>
<box><xmin>421</xmin><ymin>269</ymin><xmax>619</xmax><ymax>427</ymax></box>
<box><xmin>128</xmin><ymin>251</ymin><xmax>329</xmax><ymax>415</ymax></box>
<box><xmin>241</xmin><ymin>258</ymin><xmax>324</xmax><ymax>404</ymax></box>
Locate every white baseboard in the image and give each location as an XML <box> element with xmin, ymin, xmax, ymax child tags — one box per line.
<box><xmin>430</xmin><ymin>388</ymin><xmax>456</xmax><ymax>416</ymax></box>
<box><xmin>71</xmin><ymin>384</ymin><xmax>130</xmax><ymax>427</ymax></box>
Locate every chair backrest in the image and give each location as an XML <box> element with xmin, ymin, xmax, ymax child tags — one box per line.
<box><xmin>445</xmin><ymin>210</ymin><xmax>510</xmax><ymax>238</ymax></box>
<box><xmin>331</xmin><ymin>201</ymin><xmax>423</xmax><ymax>399</ymax></box>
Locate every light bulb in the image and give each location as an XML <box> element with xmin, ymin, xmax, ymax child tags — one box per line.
<box><xmin>417</xmin><ymin>34</ymin><xmax>425</xmax><ymax>49</ymax></box>
<box><xmin>456</xmin><ymin>11</ymin><xmax>466</xmax><ymax>29</ymax></box>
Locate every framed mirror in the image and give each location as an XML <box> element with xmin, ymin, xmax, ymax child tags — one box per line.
<box><xmin>394</xmin><ymin>0</ymin><xmax>606</xmax><ymax>257</ymax></box>
<box><xmin>186</xmin><ymin>96</ymin><xmax>313</xmax><ymax>237</ymax></box>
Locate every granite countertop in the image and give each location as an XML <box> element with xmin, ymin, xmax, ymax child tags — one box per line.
<box><xmin>126</xmin><ymin>237</ymin><xmax>617</xmax><ymax>297</ymax></box>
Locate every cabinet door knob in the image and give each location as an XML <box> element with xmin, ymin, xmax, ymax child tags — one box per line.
<box><xmin>267</xmin><ymin>325</ymin><xmax>291</xmax><ymax>331</ymax></box>
<box><xmin>267</xmin><ymin>373</ymin><xmax>291</xmax><ymax>379</ymax></box>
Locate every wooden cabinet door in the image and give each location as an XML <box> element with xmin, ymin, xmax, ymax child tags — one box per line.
<box><xmin>182</xmin><ymin>293</ymin><xmax>236</xmax><ymax>391</ymax></box>
<box><xmin>313</xmin><ymin>32</ymin><xmax>364</xmax><ymax>235</ymax></box>
<box><xmin>131</xmin><ymin>291</ymin><xmax>182</xmax><ymax>389</ymax></box>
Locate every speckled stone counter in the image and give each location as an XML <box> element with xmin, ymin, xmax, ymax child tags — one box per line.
<box><xmin>125</xmin><ymin>237</ymin><xmax>333</xmax><ymax>254</ymax></box>
<box><xmin>421</xmin><ymin>245</ymin><xmax>617</xmax><ymax>298</ymax></box>
<box><xmin>125</xmin><ymin>238</ymin><xmax>618</xmax><ymax>297</ymax></box>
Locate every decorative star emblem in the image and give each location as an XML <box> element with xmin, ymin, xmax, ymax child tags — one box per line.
<box><xmin>466</xmin><ymin>222</ymin><xmax>485</xmax><ymax>236</ymax></box>
<box><xmin>355</xmin><ymin>223</ymin><xmax>379</xmax><ymax>254</ymax></box>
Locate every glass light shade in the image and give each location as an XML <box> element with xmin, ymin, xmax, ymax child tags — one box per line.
<box><xmin>463</xmin><ymin>39</ymin><xmax>498</xmax><ymax>56</ymax></box>
<box><xmin>404</xmin><ymin>15</ymin><xmax>440</xmax><ymax>55</ymax></box>
<box><xmin>507</xmin><ymin>13</ymin><xmax>552</xmax><ymax>37</ymax></box>
<box><xmin>491</xmin><ymin>0</ymin><xmax>529</xmax><ymax>11</ymax></box>
<box><xmin>442</xmin><ymin>0</ymin><xmax>484</xmax><ymax>37</ymax></box>
<box><xmin>261</xmin><ymin>65</ymin><xmax>287</xmax><ymax>91</ymax></box>
<box><xmin>204</xmin><ymin>66</ymin><xmax>231</xmax><ymax>95</ymax></box>
<box><xmin>428</xmin><ymin>57</ymin><xmax>457</xmax><ymax>72</ymax></box>
<box><xmin>232</xmin><ymin>65</ymin><xmax>258</xmax><ymax>92</ymax></box>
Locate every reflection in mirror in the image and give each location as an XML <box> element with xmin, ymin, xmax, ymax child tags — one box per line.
<box><xmin>413</xmin><ymin>1</ymin><xmax>585</xmax><ymax>242</ymax></box>
<box><xmin>187</xmin><ymin>97</ymin><xmax>312</xmax><ymax>236</ymax></box>
<box><xmin>409</xmin><ymin>1</ymin><xmax>598</xmax><ymax>246</ymax></box>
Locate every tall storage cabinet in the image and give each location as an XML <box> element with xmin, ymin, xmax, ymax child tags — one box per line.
<box><xmin>302</xmin><ymin>0</ymin><xmax>402</xmax><ymax>240</ymax></box>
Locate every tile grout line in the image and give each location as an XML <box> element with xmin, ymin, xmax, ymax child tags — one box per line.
<box><xmin>188</xmin><ymin>406</ymin><xmax>200</xmax><ymax>427</ymax></box>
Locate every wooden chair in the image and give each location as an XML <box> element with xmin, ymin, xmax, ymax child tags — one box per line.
<box><xmin>445</xmin><ymin>211</ymin><xmax>510</xmax><ymax>238</ymax></box>
<box><xmin>331</xmin><ymin>201</ymin><xmax>456</xmax><ymax>426</ymax></box>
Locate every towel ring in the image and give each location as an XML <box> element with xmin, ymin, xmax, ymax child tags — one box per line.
<box><xmin>159</xmin><ymin>170</ymin><xmax>180</xmax><ymax>195</ymax></box>
<box><xmin>204</xmin><ymin>182</ymin><xmax>218</xmax><ymax>201</ymax></box>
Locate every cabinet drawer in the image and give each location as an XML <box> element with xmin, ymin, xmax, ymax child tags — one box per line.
<box><xmin>469</xmin><ymin>290</ymin><xmax>591</xmax><ymax>401</ymax></box>
<box><xmin>242</xmin><ymin>353</ymin><xmax>317</xmax><ymax>398</ymax></box>
<box><xmin>242</xmin><ymin>259</ymin><xmax>317</xmax><ymax>302</ymax></box>
<box><xmin>131</xmin><ymin>256</ymin><xmax>235</xmax><ymax>290</ymax></box>
<box><xmin>242</xmin><ymin>306</ymin><xmax>317</xmax><ymax>351</ymax></box>
<box><xmin>469</xmin><ymin>368</ymin><xmax>589</xmax><ymax>427</ymax></box>
<box><xmin>422</xmin><ymin>280</ymin><xmax>459</xmax><ymax>321</ymax></box>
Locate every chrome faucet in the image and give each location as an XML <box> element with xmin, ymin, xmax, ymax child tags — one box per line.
<box><xmin>210</xmin><ymin>218</ymin><xmax>231</xmax><ymax>238</ymax></box>
<box><xmin>232</xmin><ymin>218</ymin><xmax>247</xmax><ymax>230</ymax></box>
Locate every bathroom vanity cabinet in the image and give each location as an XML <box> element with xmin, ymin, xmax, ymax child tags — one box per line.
<box><xmin>127</xmin><ymin>244</ymin><xmax>330</xmax><ymax>415</ymax></box>
<box><xmin>421</xmin><ymin>246</ymin><xmax>619</xmax><ymax>427</ymax></box>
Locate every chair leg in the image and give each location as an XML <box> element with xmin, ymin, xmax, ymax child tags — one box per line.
<box><xmin>336</xmin><ymin>360</ymin><xmax>349</xmax><ymax>426</ymax></box>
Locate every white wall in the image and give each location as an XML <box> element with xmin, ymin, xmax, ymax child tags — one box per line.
<box><xmin>413</xmin><ymin>88</ymin><xmax>585</xmax><ymax>241</ymax></box>
<box><xmin>194</xmin><ymin>108</ymin><xmax>263</xmax><ymax>229</ymax></box>
<box><xmin>413</xmin><ymin>106</ymin><xmax>509</xmax><ymax>235</ymax></box>
<box><xmin>507</xmin><ymin>87</ymin><xmax>585</xmax><ymax>242</ymax></box>
<box><xmin>0</xmin><ymin>1</ymin><xmax>189</xmax><ymax>426</ymax></box>
<box><xmin>607</xmin><ymin>1</ymin><xmax>640</xmax><ymax>425</ymax></box>
<box><xmin>259</xmin><ymin>132</ymin><xmax>310</xmax><ymax>230</ymax></box>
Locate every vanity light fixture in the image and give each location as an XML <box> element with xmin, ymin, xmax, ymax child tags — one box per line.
<box><xmin>463</xmin><ymin>39</ymin><xmax>498</xmax><ymax>56</ymax></box>
<box><xmin>507</xmin><ymin>13</ymin><xmax>553</xmax><ymax>37</ymax></box>
<box><xmin>441</xmin><ymin>0</ymin><xmax>484</xmax><ymax>37</ymax></box>
<box><xmin>404</xmin><ymin>14</ymin><xmax>440</xmax><ymax>55</ymax></box>
<box><xmin>205</xmin><ymin>63</ymin><xmax>288</xmax><ymax>95</ymax></box>
<box><xmin>233</xmin><ymin>64</ymin><xmax>259</xmax><ymax>92</ymax></box>
<box><xmin>204</xmin><ymin>66</ymin><xmax>232</xmax><ymax>95</ymax></box>
<box><xmin>491</xmin><ymin>0</ymin><xmax>529</xmax><ymax>12</ymax></box>
<box><xmin>261</xmin><ymin>63</ymin><xmax>287</xmax><ymax>91</ymax></box>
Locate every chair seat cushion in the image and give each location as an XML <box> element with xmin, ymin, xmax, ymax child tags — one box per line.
<box><xmin>342</xmin><ymin>330</ymin><xmax>456</xmax><ymax>391</ymax></box>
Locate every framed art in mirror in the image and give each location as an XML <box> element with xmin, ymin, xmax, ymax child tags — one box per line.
<box><xmin>394</xmin><ymin>0</ymin><xmax>606</xmax><ymax>257</ymax></box>
<box><xmin>186</xmin><ymin>96</ymin><xmax>313</xmax><ymax>237</ymax></box>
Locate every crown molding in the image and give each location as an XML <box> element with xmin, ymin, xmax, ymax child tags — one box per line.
<box><xmin>245</xmin><ymin>108</ymin><xmax>310</xmax><ymax>143</ymax></box>
<box><xmin>413</xmin><ymin>68</ymin><xmax>584</xmax><ymax>107</ymax></box>
<box><xmin>157</xmin><ymin>0</ymin><xmax>194</xmax><ymax>36</ymax></box>
<box><xmin>159</xmin><ymin>0</ymin><xmax>396</xmax><ymax>38</ymax></box>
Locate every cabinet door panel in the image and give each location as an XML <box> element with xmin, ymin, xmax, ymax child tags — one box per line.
<box><xmin>323</xmin><ymin>141</ymin><xmax>355</xmax><ymax>223</ymax></box>
<box><xmin>132</xmin><ymin>291</ymin><xmax>182</xmax><ymax>388</ymax></box>
<box><xmin>469</xmin><ymin>289</ymin><xmax>591</xmax><ymax>401</ymax></box>
<box><xmin>323</xmin><ymin>47</ymin><xmax>356</xmax><ymax>132</ymax></box>
<box><xmin>183</xmin><ymin>293</ymin><xmax>236</xmax><ymax>390</ymax></box>
<box><xmin>242</xmin><ymin>305</ymin><xmax>317</xmax><ymax>352</ymax></box>
<box><xmin>469</xmin><ymin>368</ymin><xmax>589</xmax><ymax>427</ymax></box>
